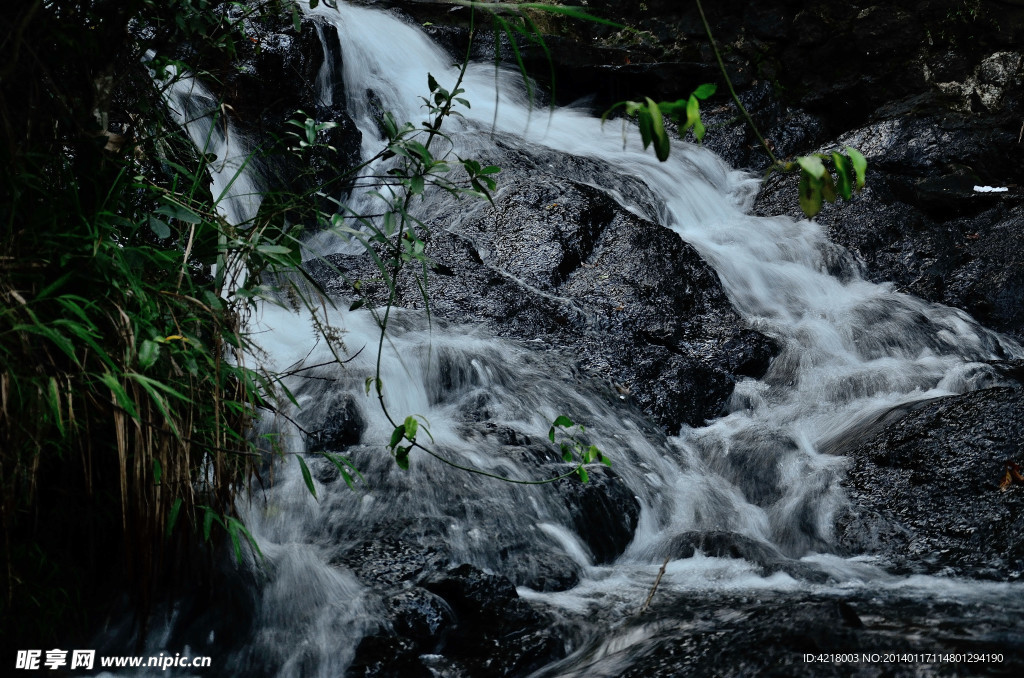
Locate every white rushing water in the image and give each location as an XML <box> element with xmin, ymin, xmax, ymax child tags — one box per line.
<box><xmin>129</xmin><ymin>3</ymin><xmax>1024</xmax><ymax>676</ymax></box>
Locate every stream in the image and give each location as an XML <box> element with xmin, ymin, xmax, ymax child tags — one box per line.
<box><xmin>109</xmin><ymin>2</ymin><xmax>1024</xmax><ymax>676</ymax></box>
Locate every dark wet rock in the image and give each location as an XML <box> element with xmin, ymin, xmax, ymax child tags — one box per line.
<box><xmin>332</xmin><ymin>537</ymin><xmax>447</xmax><ymax>588</ymax></box>
<box><xmin>349</xmin><ymin>561</ymin><xmax>568</xmax><ymax>677</ymax></box>
<box><xmin>387</xmin><ymin>587</ymin><xmax>455</xmax><ymax>647</ymax></box>
<box><xmin>418</xmin><ymin>564</ymin><xmax>567</xmax><ymax>677</ymax></box>
<box><xmin>753</xmin><ymin>109</ymin><xmax>1024</xmax><ymax>342</ymax></box>
<box><xmin>835</xmin><ymin>386</ymin><xmax>1024</xmax><ymax>580</ymax></box>
<box><xmin>575</xmin><ymin>589</ymin><xmax>1024</xmax><ymax>678</ymax></box>
<box><xmin>665</xmin><ymin>531</ymin><xmax>830</xmax><ymax>584</ymax></box>
<box><xmin>309</xmin><ymin>173</ymin><xmax>775</xmax><ymax>432</ymax></box>
<box><xmin>203</xmin><ymin>9</ymin><xmax>362</xmax><ymax>198</ymax></box>
<box><xmin>348</xmin><ymin>635</ymin><xmax>431</xmax><ymax>678</ymax></box>
<box><xmin>555</xmin><ymin>466</ymin><xmax>640</xmax><ymax>565</ymax></box>
<box><xmin>306</xmin><ymin>391</ymin><xmax>366</xmax><ymax>454</ymax></box>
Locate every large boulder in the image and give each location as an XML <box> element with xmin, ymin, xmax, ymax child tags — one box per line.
<box><xmin>309</xmin><ymin>171</ymin><xmax>775</xmax><ymax>432</ymax></box>
<box><xmin>834</xmin><ymin>383</ymin><xmax>1024</xmax><ymax>580</ymax></box>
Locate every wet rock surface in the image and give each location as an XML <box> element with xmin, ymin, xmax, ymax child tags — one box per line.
<box><xmin>200</xmin><ymin>9</ymin><xmax>363</xmax><ymax>198</ymax></box>
<box><xmin>753</xmin><ymin>109</ymin><xmax>1024</xmax><ymax>342</ymax></box>
<box><xmin>308</xmin><ymin>171</ymin><xmax>775</xmax><ymax>432</ymax></box>
<box><xmin>559</xmin><ymin>589</ymin><xmax>1024</xmax><ymax>678</ymax></box>
<box><xmin>834</xmin><ymin>385</ymin><xmax>1024</xmax><ymax>580</ymax></box>
<box><xmin>348</xmin><ymin>563</ymin><xmax>567</xmax><ymax>678</ymax></box>
<box><xmin>665</xmin><ymin>531</ymin><xmax>830</xmax><ymax>584</ymax></box>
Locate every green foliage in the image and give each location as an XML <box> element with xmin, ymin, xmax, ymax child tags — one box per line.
<box><xmin>607</xmin><ymin>0</ymin><xmax>869</xmax><ymax>218</ymax></box>
<box><xmin>783</xmin><ymin>147</ymin><xmax>867</xmax><ymax>217</ymax></box>
<box><xmin>0</xmin><ymin>0</ymin><xmax>349</xmax><ymax>644</ymax></box>
<box><xmin>548</xmin><ymin>416</ymin><xmax>611</xmax><ymax>483</ymax></box>
<box><xmin>604</xmin><ymin>84</ymin><xmax>718</xmax><ymax>159</ymax></box>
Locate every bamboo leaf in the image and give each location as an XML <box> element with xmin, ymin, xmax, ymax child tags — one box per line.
<box><xmin>226</xmin><ymin>516</ymin><xmax>263</xmax><ymax>561</ymax></box>
<box><xmin>166</xmin><ymin>497</ymin><xmax>183</xmax><ymax>537</ymax></box>
<box><xmin>296</xmin><ymin>455</ymin><xmax>317</xmax><ymax>499</ymax></box>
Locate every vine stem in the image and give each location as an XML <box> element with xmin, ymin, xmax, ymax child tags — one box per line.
<box><xmin>695</xmin><ymin>0</ymin><xmax>780</xmax><ymax>166</ymax></box>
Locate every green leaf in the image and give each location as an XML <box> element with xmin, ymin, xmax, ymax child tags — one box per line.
<box><xmin>139</xmin><ymin>339</ymin><xmax>161</xmax><ymax>368</ymax></box>
<box><xmin>166</xmin><ymin>497</ymin><xmax>183</xmax><ymax>537</ymax></box>
<box><xmin>428</xmin><ymin>73</ymin><xmax>440</xmax><ymax>93</ymax></box>
<box><xmin>692</xmin><ymin>83</ymin><xmax>717</xmax><ymax>100</ymax></box>
<box><xmin>395</xmin><ymin>446</ymin><xmax>410</xmax><ymax>470</ymax></box>
<box><xmin>637</xmin><ymin>109</ymin><xmax>653</xmax><ymax>150</ymax></box>
<box><xmin>645</xmin><ymin>97</ymin><xmax>670</xmax><ymax>162</ymax></box>
<box><xmin>99</xmin><ymin>372</ymin><xmax>138</xmax><ymax>419</ymax></box>
<box><xmin>831</xmin><ymin>151</ymin><xmax>853</xmax><ymax>200</ymax></box>
<box><xmin>798</xmin><ymin>170</ymin><xmax>824</xmax><ymax>218</ymax></box>
<box><xmin>577</xmin><ymin>466</ymin><xmax>589</xmax><ymax>483</ymax></box>
<box><xmin>156</xmin><ymin>202</ymin><xmax>202</xmax><ymax>224</ymax></box>
<box><xmin>796</xmin><ymin>155</ymin><xmax>826</xmax><ymax>180</ymax></box>
<box><xmin>46</xmin><ymin>377</ymin><xmax>64</xmax><ymax>436</ymax></box>
<box><xmin>149</xmin><ymin>216</ymin><xmax>171</xmax><ymax>239</ymax></box>
<box><xmin>257</xmin><ymin>244</ymin><xmax>292</xmax><ymax>255</ymax></box>
<box><xmin>226</xmin><ymin>516</ymin><xmax>262</xmax><ymax>562</ymax></box>
<box><xmin>320</xmin><ymin>452</ymin><xmax>363</xmax><ymax>491</ymax></box>
<box><xmin>821</xmin><ymin>170</ymin><xmax>837</xmax><ymax>204</ymax></box>
<box><xmin>310</xmin><ymin>0</ymin><xmax>319</xmax><ymax>9</ymax></box>
<box><xmin>686</xmin><ymin>95</ymin><xmax>707</xmax><ymax>142</ymax></box>
<box><xmin>202</xmin><ymin>507</ymin><xmax>219</xmax><ymax>542</ymax></box>
<box><xmin>552</xmin><ymin>415</ymin><xmax>574</xmax><ymax>429</ymax></box>
<box><xmin>560</xmin><ymin>443</ymin><xmax>573</xmax><ymax>463</ymax></box>
<box><xmin>389</xmin><ymin>424</ymin><xmax>406</xmax><ymax>450</ymax></box>
<box><xmin>403</xmin><ymin>415</ymin><xmax>418</xmax><ymax>440</ymax></box>
<box><xmin>153</xmin><ymin>458</ymin><xmax>162</xmax><ymax>485</ymax></box>
<box><xmin>296</xmin><ymin>455</ymin><xmax>316</xmax><ymax>499</ymax></box>
<box><xmin>349</xmin><ymin>299</ymin><xmax>365</xmax><ymax>312</ymax></box>
<box><xmin>846</xmin><ymin>146</ymin><xmax>867</xmax><ymax>190</ymax></box>
<box><xmin>410</xmin><ymin>174</ymin><xmax>424</xmax><ymax>195</ymax></box>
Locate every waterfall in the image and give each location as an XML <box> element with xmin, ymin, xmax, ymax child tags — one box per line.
<box><xmin>120</xmin><ymin>3</ymin><xmax>1023</xmax><ymax>676</ymax></box>
<box><xmin>159</xmin><ymin>65</ymin><xmax>263</xmax><ymax>228</ymax></box>
<box><xmin>296</xmin><ymin>1</ymin><xmax>1021</xmax><ymax>553</ymax></box>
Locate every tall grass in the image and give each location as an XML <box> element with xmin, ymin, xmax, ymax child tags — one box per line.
<box><xmin>0</xmin><ymin>0</ymin><xmax>322</xmax><ymax>648</ymax></box>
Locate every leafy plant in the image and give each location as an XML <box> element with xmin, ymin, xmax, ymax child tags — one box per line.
<box><xmin>603</xmin><ymin>83</ymin><xmax>718</xmax><ymax>160</ymax></box>
<box><xmin>548</xmin><ymin>416</ymin><xmax>610</xmax><ymax>483</ymax></box>
<box><xmin>604</xmin><ymin>0</ymin><xmax>869</xmax><ymax>218</ymax></box>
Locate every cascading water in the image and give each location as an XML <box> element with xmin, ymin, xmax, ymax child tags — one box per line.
<box><xmin>120</xmin><ymin>3</ymin><xmax>1024</xmax><ymax>676</ymax></box>
<box><xmin>160</xmin><ymin>67</ymin><xmax>263</xmax><ymax>228</ymax></box>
